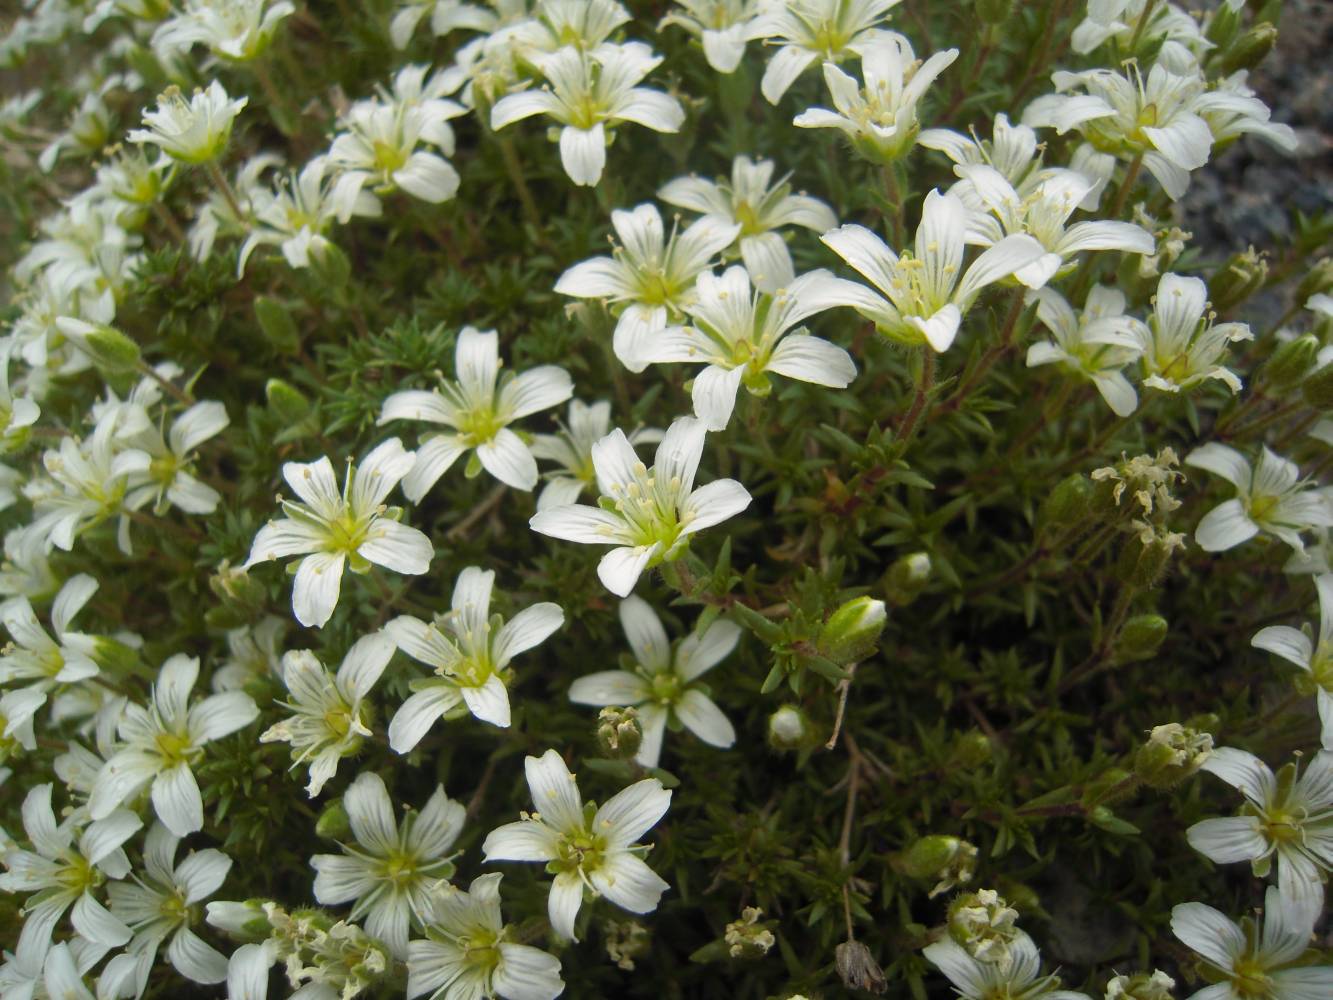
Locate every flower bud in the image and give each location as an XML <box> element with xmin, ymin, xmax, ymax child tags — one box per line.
<box><xmin>948</xmin><ymin>889</ymin><xmax>1021</xmax><ymax>965</ymax></box>
<box><xmin>56</xmin><ymin>318</ymin><xmax>142</xmax><ymax>374</ymax></box>
<box><xmin>894</xmin><ymin>835</ymin><xmax>977</xmax><ymax>897</ymax></box>
<box><xmin>725</xmin><ymin>907</ymin><xmax>776</xmax><ymax>959</ymax></box>
<box><xmin>767</xmin><ymin>705</ymin><xmax>812</xmax><ymax>750</ymax></box>
<box><xmin>818</xmin><ymin>596</ymin><xmax>887</xmax><ymax>665</ymax></box>
<box><xmin>1264</xmin><ymin>334</ymin><xmax>1320</xmax><ymax>390</ymax></box>
<box><xmin>1207</xmin><ymin>247</ymin><xmax>1267</xmax><ymax>313</ymax></box>
<box><xmin>1220</xmin><ymin>22</ymin><xmax>1278</xmax><ymax>75</ymax></box>
<box><xmin>884</xmin><ymin>551</ymin><xmax>931</xmax><ymax>607</ymax></box>
<box><xmin>1106</xmin><ymin>970</ymin><xmax>1176</xmax><ymax>1000</ymax></box>
<box><xmin>834</xmin><ymin>940</ymin><xmax>887</xmax><ymax>995</ymax></box>
<box><xmin>596</xmin><ymin>706</ymin><xmax>643</xmax><ymax>759</ymax></box>
<box><xmin>255</xmin><ymin>297</ymin><xmax>301</xmax><ymax>354</ymax></box>
<box><xmin>1112</xmin><ymin>614</ymin><xmax>1168</xmax><ymax>662</ymax></box>
<box><xmin>948</xmin><ymin>729</ymin><xmax>994</xmax><ymax>770</ymax></box>
<box><xmin>265</xmin><ymin>378</ymin><xmax>312</xmax><ymax>425</ymax></box>
<box><xmin>1039</xmin><ymin>473</ymin><xmax>1094</xmax><ymax>535</ymax></box>
<box><xmin>1205</xmin><ymin>1</ymin><xmax>1242</xmax><ymax>48</ymax></box>
<box><xmin>1134</xmin><ymin>722</ymin><xmax>1214</xmax><ymax>789</ymax></box>
<box><xmin>316</xmin><ymin>799</ymin><xmax>351</xmax><ymax>840</ymax></box>
<box><xmin>205</xmin><ymin>899</ymin><xmax>271</xmax><ymax>939</ymax></box>
<box><xmin>1296</xmin><ymin>259</ymin><xmax>1333</xmax><ymax>302</ymax></box>
<box><xmin>1301</xmin><ymin>364</ymin><xmax>1333</xmax><ymax>411</ymax></box>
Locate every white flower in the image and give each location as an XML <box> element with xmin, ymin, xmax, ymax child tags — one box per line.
<box><xmin>554</xmin><ymin>203</ymin><xmax>740</xmax><ymax>365</ymax></box>
<box><xmin>378</xmin><ymin>327</ymin><xmax>573</xmax><ymax>500</ymax></box>
<box><xmin>239</xmin><ymin>154</ymin><xmax>382</xmax><ymax>274</ymax></box>
<box><xmin>243</xmin><ymin>437</ymin><xmax>433</xmax><ymax>628</ymax></box>
<box><xmin>1024</xmin><ymin>286</ymin><xmax>1146</xmax><ymax>417</ymax></box>
<box><xmin>0</xmin><ymin>689</ymin><xmax>41</xmax><ymax>763</ymax></box>
<box><xmin>259</xmin><ymin>633</ymin><xmax>395</xmax><ymax>797</ymax></box>
<box><xmin>1022</xmin><ymin>60</ymin><xmax>1210</xmax><ymax>200</ymax></box>
<box><xmin>152</xmin><ymin>0</ymin><xmax>295</xmax><ymax>63</ymax></box>
<box><xmin>531</xmin><ymin>400</ymin><xmax>662</xmax><ymax>511</ymax></box>
<box><xmin>328</xmin><ymin>67</ymin><xmax>466</xmax><ymax>217</ymax></box>
<box><xmin>923</xmin><ymin>930</ymin><xmax>1091</xmax><ymax>1000</ymax></box>
<box><xmin>407</xmin><ymin>873</ymin><xmax>564</xmax><ymax>1000</ymax></box>
<box><xmin>659</xmin><ymin>0</ymin><xmax>771</xmax><ymax>74</ymax></box>
<box><xmin>1171</xmin><ymin>885</ymin><xmax>1332</xmax><ymax>1000</ymax></box>
<box><xmin>312</xmin><ymin>771</ymin><xmax>465</xmax><ymax>958</ymax></box>
<box><xmin>1252</xmin><ymin>574</ymin><xmax>1333</xmax><ymax>750</ymax></box>
<box><xmin>919</xmin><ymin>113</ymin><xmax>1046</xmax><ymax>194</ymax></box>
<box><xmin>757</xmin><ymin>0</ymin><xmax>903</xmax><ymax>104</ymax></box>
<box><xmin>953</xmin><ymin>165</ymin><xmax>1155</xmax><ymax>288</ymax></box>
<box><xmin>518</xmin><ymin>0</ymin><xmax>632</xmax><ymax>54</ymax></box>
<box><xmin>0</xmin><ymin>573</ymin><xmax>101</xmax><ymax>710</ymax></box>
<box><xmin>820</xmin><ymin>189</ymin><xmax>1046</xmax><ymax>352</ymax></box>
<box><xmin>793</xmin><ymin>34</ymin><xmax>958</xmax><ymax>163</ymax></box>
<box><xmin>0</xmin><ymin>783</ymin><xmax>140</xmax><ymax>962</ymax></box>
<box><xmin>482</xmin><ymin>749</ymin><xmax>671</xmax><ymax>941</ymax></box>
<box><xmin>120</xmin><ymin>400</ymin><xmax>229</xmax><ymax>516</ymax></box>
<box><xmin>569</xmin><ymin>596</ymin><xmax>740</xmax><ymax>767</ymax></box>
<box><xmin>128</xmin><ymin>82</ymin><xmax>247</xmax><ymax>165</ymax></box>
<box><xmin>490</xmin><ymin>42</ymin><xmax>684</xmax><ymax>186</ymax></box>
<box><xmin>1135</xmin><ymin>272</ymin><xmax>1251</xmax><ymax>394</ymax></box>
<box><xmin>103</xmin><ymin>823</ymin><xmax>231</xmax><ymax>992</ymax></box>
<box><xmin>1197</xmin><ymin>70</ymin><xmax>1299</xmax><ymax>155</ymax></box>
<box><xmin>1186</xmin><ymin>748</ymin><xmax>1333</xmax><ymax>906</ymax></box>
<box><xmin>529</xmin><ymin>416</ymin><xmax>751</xmax><ymax>597</ymax></box>
<box><xmin>88</xmin><ymin>654</ymin><xmax>258</xmax><ymax>835</ymax></box>
<box><xmin>386</xmin><ymin>566</ymin><xmax>565</xmax><ymax>748</ymax></box>
<box><xmin>658</xmin><ymin>155</ymin><xmax>837</xmax><ymax>293</ymax></box>
<box><xmin>389</xmin><ymin>0</ymin><xmax>497</xmax><ymax>50</ymax></box>
<box><xmin>629</xmin><ymin>265</ymin><xmax>861</xmax><ymax>430</ymax></box>
<box><xmin>212</xmin><ymin>617</ymin><xmax>285</xmax><ymax>693</ymax></box>
<box><xmin>1185</xmin><ymin>443</ymin><xmax>1333</xmax><ymax>553</ymax></box>
<box><xmin>1070</xmin><ymin>0</ymin><xmax>1207</xmax><ymax>56</ymax></box>
<box><xmin>0</xmin><ymin>349</ymin><xmax>40</xmax><ymax>453</ymax></box>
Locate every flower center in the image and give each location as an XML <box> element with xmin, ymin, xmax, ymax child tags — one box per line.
<box><xmin>1230</xmin><ymin>958</ymin><xmax>1274</xmax><ymax>999</ymax></box>
<box><xmin>649</xmin><ymin>671</ymin><xmax>682</xmax><ymax>705</ymax></box>
<box><xmin>155</xmin><ymin>730</ymin><xmax>198</xmax><ymax>765</ymax></box>
<box><xmin>555</xmin><ymin>829</ymin><xmax>606</xmax><ymax>874</ymax></box>
<box><xmin>327</xmin><ymin>512</ymin><xmax>369</xmax><ymax>554</ymax></box>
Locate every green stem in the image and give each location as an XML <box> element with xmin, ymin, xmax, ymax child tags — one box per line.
<box><xmin>204</xmin><ymin>159</ymin><xmax>245</xmax><ymax>222</ymax></box>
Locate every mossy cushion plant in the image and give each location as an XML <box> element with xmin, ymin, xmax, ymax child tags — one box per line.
<box><xmin>0</xmin><ymin>0</ymin><xmax>1330</xmax><ymax>998</ymax></box>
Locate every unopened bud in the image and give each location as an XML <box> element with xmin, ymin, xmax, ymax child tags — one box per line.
<box><xmin>948</xmin><ymin>889</ymin><xmax>1021</xmax><ymax>965</ymax></box>
<box><xmin>254</xmin><ymin>296</ymin><xmax>301</xmax><ymax>353</ymax></box>
<box><xmin>1220</xmin><ymin>22</ymin><xmax>1278</xmax><ymax>75</ymax></box>
<box><xmin>885</xmin><ymin>552</ymin><xmax>931</xmax><ymax>607</ymax></box>
<box><xmin>724</xmin><ymin>907</ymin><xmax>775</xmax><ymax>959</ymax></box>
<box><xmin>1296</xmin><ymin>259</ymin><xmax>1333</xmax><ymax>302</ymax></box>
<box><xmin>1265</xmin><ymin>334</ymin><xmax>1320</xmax><ymax>390</ymax></box>
<box><xmin>894</xmin><ymin>835</ymin><xmax>978</xmax><ymax>897</ymax></box>
<box><xmin>948</xmin><ymin>730</ymin><xmax>994</xmax><ymax>770</ymax></box>
<box><xmin>1208</xmin><ymin>247</ymin><xmax>1267</xmax><ymax>313</ymax></box>
<box><xmin>596</xmin><ymin>706</ymin><xmax>643</xmax><ymax>759</ymax></box>
<box><xmin>57</xmin><ymin>318</ymin><xmax>141</xmax><ymax>373</ymax></box>
<box><xmin>1300</xmin><ymin>364</ymin><xmax>1333</xmax><ymax>410</ymax></box>
<box><xmin>818</xmin><ymin>596</ymin><xmax>887</xmax><ymax>665</ymax></box>
<box><xmin>835</xmin><ymin>940</ymin><xmax>887</xmax><ymax>995</ymax></box>
<box><xmin>316</xmin><ymin>799</ymin><xmax>351</xmax><ymax>840</ymax></box>
<box><xmin>1113</xmin><ymin>614</ymin><xmax>1168</xmax><ymax>662</ymax></box>
<box><xmin>266</xmin><ymin>378</ymin><xmax>311</xmax><ymax>423</ymax></box>
<box><xmin>1040</xmin><ymin>473</ymin><xmax>1094</xmax><ymax>534</ymax></box>
<box><xmin>767</xmin><ymin>705</ymin><xmax>812</xmax><ymax>750</ymax></box>
<box><xmin>1204</xmin><ymin>1</ymin><xmax>1242</xmax><ymax>48</ymax></box>
<box><xmin>204</xmin><ymin>899</ymin><xmax>271</xmax><ymax>939</ymax></box>
<box><xmin>1106</xmin><ymin>970</ymin><xmax>1176</xmax><ymax>1000</ymax></box>
<box><xmin>1134</xmin><ymin>722</ymin><xmax>1214</xmax><ymax>789</ymax></box>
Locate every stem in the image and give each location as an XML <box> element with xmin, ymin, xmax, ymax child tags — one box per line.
<box><xmin>446</xmin><ymin>483</ymin><xmax>509</xmax><ymax>541</ymax></box>
<box><xmin>138</xmin><ymin>360</ymin><xmax>193</xmax><ymax>404</ymax></box>
<box><xmin>204</xmin><ymin>159</ymin><xmax>245</xmax><ymax>221</ymax></box>
<box><xmin>1107</xmin><ymin>153</ymin><xmax>1144</xmax><ymax>219</ymax></box>
<box><xmin>939</xmin><ymin>287</ymin><xmax>1027</xmax><ymax>414</ymax></box>
<box><xmin>495</xmin><ymin>133</ymin><xmax>545</xmax><ymax>238</ymax></box>
<box><xmin>152</xmin><ymin>202</ymin><xmax>186</xmax><ymax>245</ymax></box>
<box><xmin>880</xmin><ymin>163</ymin><xmax>904</xmax><ymax>247</ymax></box>
<box><xmin>825</xmin><ymin>662</ymin><xmax>859</xmax><ymax>751</ymax></box>
<box><xmin>896</xmin><ymin>348</ymin><xmax>936</xmax><ymax>447</ymax></box>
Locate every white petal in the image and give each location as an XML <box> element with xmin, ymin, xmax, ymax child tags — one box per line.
<box><xmin>618</xmin><ymin>595</ymin><xmax>670</xmax><ymax>671</ymax></box>
<box><xmin>388</xmin><ymin>684</ymin><xmax>463</xmax><ymax>753</ymax></box>
<box><xmin>490</xmin><ymin>89</ymin><xmax>562</xmax><ymax>130</ymax></box>
<box><xmin>499</xmin><ymin>367</ymin><xmax>574</xmax><ymax>421</ymax></box>
<box><xmin>955</xmin><ymin>234</ymin><xmax>1047</xmax><ymax>305</ymax></box>
<box><xmin>1186</xmin><ymin>816</ymin><xmax>1269</xmax><ymax>863</ymax></box>
<box><xmin>291</xmin><ymin>551</ymin><xmax>346</xmax><ymax>628</ymax></box>
<box><xmin>175</xmin><ymin>848</ymin><xmax>232</xmax><ymax>903</ymax></box>
<box><xmin>554</xmin><ymin>257</ymin><xmax>633</xmax><ymax>299</ymax></box>
<box><xmin>153</xmin><ymin>763</ymin><xmax>204</xmax><ymax>836</ymax></box>
<box><xmin>589</xmin><ymin>851</ymin><xmax>669</xmax><ymax>915</ymax></box>
<box><xmin>461</xmin><ymin>673</ymin><xmax>511</xmax><ymax>727</ymax></box>
<box><xmin>167</xmin><ymin>926</ymin><xmax>228</xmax><ymax>984</ymax></box>
<box><xmin>1144</xmin><ymin>113</ymin><xmax>1212</xmax><ymax>170</ymax></box>
<box><xmin>51</xmin><ymin>574</ymin><xmax>97</xmax><ymax>635</ymax></box>
<box><xmin>188</xmin><ymin>692</ymin><xmax>259</xmax><ymax>744</ymax></box>
<box><xmin>612</xmin><ymin>89</ymin><xmax>684</xmax><ymax>132</ymax></box>
<box><xmin>568</xmin><ymin>670</ymin><xmax>651</xmax><ymax>706</ymax></box>
<box><xmin>547</xmin><ymin>872</ymin><xmax>583</xmax><ymax>941</ymax></box>
<box><xmin>337</xmin><ymin>631</ymin><xmax>395</xmax><ymax>700</ymax></box>
<box><xmin>1170</xmin><ymin>901</ymin><xmax>1245</xmax><ymax>970</ymax></box>
<box><xmin>393</xmin><ymin>152</ymin><xmax>460</xmax><ymax>203</ymax></box>
<box><xmin>1251</xmin><ymin>626</ymin><xmax>1313</xmax><ymax>669</ymax></box>
<box><xmin>402</xmin><ymin>434</ymin><xmax>467</xmax><ymax>502</ymax></box>
<box><xmin>1195</xmin><ymin>499</ymin><xmax>1259</xmax><ymax>552</ymax></box>
<box><xmin>636</xmin><ymin>703</ymin><xmax>668</xmax><ymax>769</ymax></box>
<box><xmin>739</xmin><ymin>233</ymin><xmax>795</xmax><ymax>294</ymax></box>
<box><xmin>345</xmin><ymin>771</ymin><xmax>398</xmax><ymax>853</ymax></box>
<box><xmin>681</xmin><ymin>479</ymin><xmax>751</xmax><ymax>534</ymax></box>
<box><xmin>494</xmin><ymin>603</ymin><xmax>564</xmax><ymax>665</ymax></box>
<box><xmin>1201</xmin><ymin>747</ymin><xmax>1275</xmax><ymax>805</ymax></box>
<box><xmin>493</xmin><ymin>942</ymin><xmax>564</xmax><ymax>1000</ymax></box>
<box><xmin>483</xmin><ymin>820</ymin><xmax>561</xmax><ymax>862</ymax></box>
<box><xmin>767</xmin><ymin>336</ymin><xmax>857</xmax><ymax>387</ymax></box>
<box><xmin>594</xmin><ymin>778</ymin><xmax>671</xmax><ymax>849</ymax></box>
<box><xmin>1185</xmin><ymin>442</ymin><xmax>1251</xmax><ymax>490</ymax></box>
<box><xmin>559</xmin><ymin>124</ymin><xmax>606</xmax><ymax>187</ymax></box>
<box><xmin>761</xmin><ymin>45</ymin><xmax>817</xmax><ymax>104</ymax></box>
<box><xmin>524</xmin><ymin>749</ymin><xmax>583</xmax><ymax>831</ymax></box>
<box><xmin>675</xmin><ymin>620</ymin><xmax>741</xmax><ymax>681</ymax></box>
<box><xmin>226</xmin><ymin>942</ymin><xmax>275</xmax><ymax>1000</ymax></box>
<box><xmin>530</xmin><ymin>504</ymin><xmax>627</xmax><ymax>544</ymax></box>
<box><xmin>71</xmin><ymin>892</ymin><xmax>131</xmax><ymax>947</ymax></box>
<box><xmin>691</xmin><ymin>364</ymin><xmax>745</xmax><ymax>431</ymax></box>
<box><xmin>243</xmin><ymin>519</ymin><xmax>324</xmax><ymax>567</ymax></box>
<box><xmin>674</xmin><ymin>689</ymin><xmax>735</xmax><ymax>748</ymax></box>
<box><xmin>477</xmin><ymin>428</ymin><xmax>539</xmax><ymax>490</ymax></box>
<box><xmin>359</xmin><ymin>519</ymin><xmax>433</xmax><ymax>575</ymax></box>
<box><xmin>905</xmin><ymin>304</ymin><xmax>963</xmax><ymax>353</ymax></box>
<box><xmin>598</xmin><ymin>545</ymin><xmax>656</xmax><ymax>597</ymax></box>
